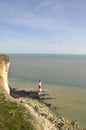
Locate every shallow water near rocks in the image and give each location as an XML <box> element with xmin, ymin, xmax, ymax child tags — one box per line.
<box><xmin>9</xmin><ymin>54</ymin><xmax>86</xmax><ymax>128</ymax></box>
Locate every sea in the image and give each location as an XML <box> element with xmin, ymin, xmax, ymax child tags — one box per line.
<box><xmin>8</xmin><ymin>54</ymin><xmax>86</xmax><ymax>127</ymax></box>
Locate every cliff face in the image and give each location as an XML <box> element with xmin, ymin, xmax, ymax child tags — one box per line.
<box><xmin>0</xmin><ymin>54</ymin><xmax>84</xmax><ymax>130</ymax></box>
<box><xmin>0</xmin><ymin>55</ymin><xmax>10</xmax><ymax>95</ymax></box>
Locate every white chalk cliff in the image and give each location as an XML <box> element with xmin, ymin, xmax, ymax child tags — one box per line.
<box><xmin>0</xmin><ymin>54</ymin><xmax>84</xmax><ymax>130</ymax></box>
<box><xmin>0</xmin><ymin>55</ymin><xmax>10</xmax><ymax>95</ymax></box>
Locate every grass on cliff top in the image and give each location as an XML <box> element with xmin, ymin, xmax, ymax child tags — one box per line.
<box><xmin>0</xmin><ymin>93</ymin><xmax>35</xmax><ymax>130</ymax></box>
<box><xmin>0</xmin><ymin>54</ymin><xmax>9</xmax><ymax>61</ymax></box>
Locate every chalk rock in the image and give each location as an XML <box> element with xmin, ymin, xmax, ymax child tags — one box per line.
<box><xmin>0</xmin><ymin>54</ymin><xmax>10</xmax><ymax>95</ymax></box>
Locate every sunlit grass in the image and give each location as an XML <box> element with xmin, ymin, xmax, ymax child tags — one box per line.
<box><xmin>0</xmin><ymin>93</ymin><xmax>35</xmax><ymax>130</ymax></box>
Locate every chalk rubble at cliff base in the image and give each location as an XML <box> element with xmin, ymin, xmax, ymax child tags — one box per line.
<box><xmin>0</xmin><ymin>54</ymin><xmax>85</xmax><ymax>130</ymax></box>
<box><xmin>16</xmin><ymin>97</ymin><xmax>85</xmax><ymax>130</ymax></box>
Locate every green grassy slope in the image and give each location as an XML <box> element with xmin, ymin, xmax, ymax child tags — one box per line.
<box><xmin>0</xmin><ymin>94</ymin><xmax>35</xmax><ymax>130</ymax></box>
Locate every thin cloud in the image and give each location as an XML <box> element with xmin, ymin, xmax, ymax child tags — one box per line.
<box><xmin>0</xmin><ymin>0</ymin><xmax>86</xmax><ymax>54</ymax></box>
<box><xmin>0</xmin><ymin>29</ymin><xmax>11</xmax><ymax>34</ymax></box>
<box><xmin>0</xmin><ymin>0</ymin><xmax>67</xmax><ymax>31</ymax></box>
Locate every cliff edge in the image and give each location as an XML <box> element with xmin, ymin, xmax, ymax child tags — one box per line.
<box><xmin>0</xmin><ymin>54</ymin><xmax>85</xmax><ymax>130</ymax></box>
<box><xmin>0</xmin><ymin>54</ymin><xmax>10</xmax><ymax>95</ymax></box>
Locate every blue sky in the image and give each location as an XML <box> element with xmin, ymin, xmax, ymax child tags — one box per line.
<box><xmin>0</xmin><ymin>0</ymin><xmax>86</xmax><ymax>54</ymax></box>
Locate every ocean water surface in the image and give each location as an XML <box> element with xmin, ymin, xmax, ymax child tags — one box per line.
<box><xmin>9</xmin><ymin>54</ymin><xmax>86</xmax><ymax>127</ymax></box>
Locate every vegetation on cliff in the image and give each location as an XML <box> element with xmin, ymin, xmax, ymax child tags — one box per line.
<box><xmin>0</xmin><ymin>54</ymin><xmax>9</xmax><ymax>62</ymax></box>
<box><xmin>0</xmin><ymin>54</ymin><xmax>85</xmax><ymax>130</ymax></box>
<box><xmin>0</xmin><ymin>93</ymin><xmax>35</xmax><ymax>130</ymax></box>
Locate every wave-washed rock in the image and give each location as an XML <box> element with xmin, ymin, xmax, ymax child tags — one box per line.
<box><xmin>0</xmin><ymin>54</ymin><xmax>85</xmax><ymax>130</ymax></box>
<box><xmin>17</xmin><ymin>97</ymin><xmax>85</xmax><ymax>130</ymax></box>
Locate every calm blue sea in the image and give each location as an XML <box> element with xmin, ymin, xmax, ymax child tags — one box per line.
<box><xmin>9</xmin><ymin>54</ymin><xmax>86</xmax><ymax>88</ymax></box>
<box><xmin>8</xmin><ymin>54</ymin><xmax>86</xmax><ymax>127</ymax></box>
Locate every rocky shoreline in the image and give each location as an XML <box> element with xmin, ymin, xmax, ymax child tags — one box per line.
<box><xmin>0</xmin><ymin>54</ymin><xmax>85</xmax><ymax>130</ymax></box>
<box><xmin>12</xmin><ymin>94</ymin><xmax>85</xmax><ymax>130</ymax></box>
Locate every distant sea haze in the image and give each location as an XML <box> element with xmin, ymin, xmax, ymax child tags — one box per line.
<box><xmin>9</xmin><ymin>54</ymin><xmax>86</xmax><ymax>88</ymax></box>
<box><xmin>9</xmin><ymin>54</ymin><xmax>86</xmax><ymax>127</ymax></box>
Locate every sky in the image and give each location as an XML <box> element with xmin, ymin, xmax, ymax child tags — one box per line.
<box><xmin>0</xmin><ymin>0</ymin><xmax>86</xmax><ymax>54</ymax></box>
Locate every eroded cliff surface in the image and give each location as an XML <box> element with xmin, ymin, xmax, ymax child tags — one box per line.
<box><xmin>0</xmin><ymin>54</ymin><xmax>84</xmax><ymax>130</ymax></box>
<box><xmin>16</xmin><ymin>97</ymin><xmax>84</xmax><ymax>130</ymax></box>
<box><xmin>0</xmin><ymin>54</ymin><xmax>10</xmax><ymax>95</ymax></box>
